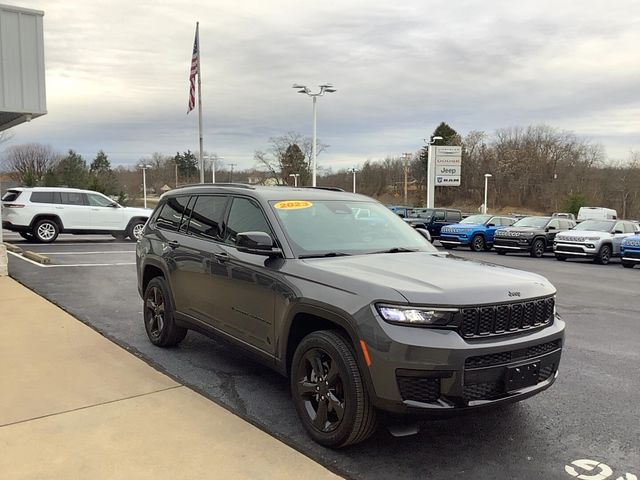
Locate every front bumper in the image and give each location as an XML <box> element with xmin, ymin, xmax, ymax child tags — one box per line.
<box><xmin>554</xmin><ymin>241</ymin><xmax>598</xmax><ymax>257</ymax></box>
<box><xmin>361</xmin><ymin>310</ymin><xmax>565</xmax><ymax>415</ymax></box>
<box><xmin>494</xmin><ymin>238</ymin><xmax>534</xmax><ymax>252</ymax></box>
<box><xmin>1</xmin><ymin>220</ymin><xmax>30</xmax><ymax>233</ymax></box>
<box><xmin>621</xmin><ymin>249</ymin><xmax>640</xmax><ymax>262</ymax></box>
<box><xmin>439</xmin><ymin>234</ymin><xmax>471</xmax><ymax>246</ymax></box>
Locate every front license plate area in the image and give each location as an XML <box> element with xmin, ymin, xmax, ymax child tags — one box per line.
<box><xmin>506</xmin><ymin>362</ymin><xmax>540</xmax><ymax>391</ymax></box>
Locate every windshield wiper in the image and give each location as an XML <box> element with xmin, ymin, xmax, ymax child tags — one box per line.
<box><xmin>366</xmin><ymin>247</ymin><xmax>419</xmax><ymax>255</ymax></box>
<box><xmin>299</xmin><ymin>252</ymin><xmax>352</xmax><ymax>259</ymax></box>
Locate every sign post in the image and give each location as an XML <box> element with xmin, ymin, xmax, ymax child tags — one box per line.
<box><xmin>427</xmin><ymin>146</ymin><xmax>462</xmax><ymax>208</ymax></box>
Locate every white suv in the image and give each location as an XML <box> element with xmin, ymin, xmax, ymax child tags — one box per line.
<box><xmin>554</xmin><ymin>219</ymin><xmax>639</xmax><ymax>264</ymax></box>
<box><xmin>1</xmin><ymin>187</ymin><xmax>152</xmax><ymax>243</ymax></box>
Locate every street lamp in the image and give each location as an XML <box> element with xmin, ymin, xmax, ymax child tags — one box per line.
<box><xmin>425</xmin><ymin>136</ymin><xmax>444</xmax><ymax>208</ymax></box>
<box><xmin>138</xmin><ymin>164</ymin><xmax>152</xmax><ymax>209</ymax></box>
<box><xmin>288</xmin><ymin>173</ymin><xmax>300</xmax><ymax>187</ymax></box>
<box><xmin>292</xmin><ymin>83</ymin><xmax>336</xmax><ymax>187</ymax></box>
<box><xmin>483</xmin><ymin>173</ymin><xmax>493</xmax><ymax>214</ymax></box>
<box><xmin>348</xmin><ymin>168</ymin><xmax>358</xmax><ymax>193</ymax></box>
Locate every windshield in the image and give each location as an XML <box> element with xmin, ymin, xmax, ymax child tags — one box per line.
<box><xmin>409</xmin><ymin>209</ymin><xmax>433</xmax><ymax>219</ymax></box>
<box><xmin>460</xmin><ymin>214</ymin><xmax>492</xmax><ymax>225</ymax></box>
<box><xmin>270</xmin><ymin>200</ymin><xmax>437</xmax><ymax>257</ymax></box>
<box><xmin>513</xmin><ymin>216</ymin><xmax>550</xmax><ymax>228</ymax></box>
<box><xmin>573</xmin><ymin>220</ymin><xmax>615</xmax><ymax>232</ymax></box>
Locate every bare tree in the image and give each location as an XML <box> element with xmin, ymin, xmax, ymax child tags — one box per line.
<box><xmin>3</xmin><ymin>143</ymin><xmax>59</xmax><ymax>186</ymax></box>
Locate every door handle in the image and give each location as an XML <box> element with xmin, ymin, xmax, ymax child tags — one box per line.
<box><xmin>55</xmin><ymin>206</ymin><xmax>64</xmax><ymax>209</ymax></box>
<box><xmin>167</xmin><ymin>240</ymin><xmax>180</xmax><ymax>249</ymax></box>
<box><xmin>214</xmin><ymin>252</ymin><xmax>229</xmax><ymax>262</ymax></box>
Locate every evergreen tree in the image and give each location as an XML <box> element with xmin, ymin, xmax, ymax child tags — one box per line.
<box><xmin>47</xmin><ymin>149</ymin><xmax>89</xmax><ymax>188</ymax></box>
<box><xmin>89</xmin><ymin>150</ymin><xmax>117</xmax><ymax>194</ymax></box>
<box><xmin>174</xmin><ymin>150</ymin><xmax>199</xmax><ymax>181</ymax></box>
<box><xmin>281</xmin><ymin>144</ymin><xmax>309</xmax><ymax>185</ymax></box>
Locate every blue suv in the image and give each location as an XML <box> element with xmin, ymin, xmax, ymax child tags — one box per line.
<box><xmin>440</xmin><ymin>214</ymin><xmax>516</xmax><ymax>251</ymax></box>
<box><xmin>621</xmin><ymin>233</ymin><xmax>640</xmax><ymax>268</ymax></box>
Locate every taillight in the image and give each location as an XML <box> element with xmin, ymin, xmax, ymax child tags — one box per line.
<box><xmin>3</xmin><ymin>204</ymin><xmax>25</xmax><ymax>208</ymax></box>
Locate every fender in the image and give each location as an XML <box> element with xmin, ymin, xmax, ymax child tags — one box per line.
<box><xmin>139</xmin><ymin>255</ymin><xmax>173</xmax><ymax>301</ymax></box>
<box><xmin>30</xmin><ymin>214</ymin><xmax>64</xmax><ymax>230</ymax></box>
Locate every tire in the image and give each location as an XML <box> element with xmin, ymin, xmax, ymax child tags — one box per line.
<box><xmin>19</xmin><ymin>232</ymin><xmax>34</xmax><ymax>241</ymax></box>
<box><xmin>112</xmin><ymin>232</ymin><xmax>127</xmax><ymax>240</ymax></box>
<box><xmin>496</xmin><ymin>250</ymin><xmax>507</xmax><ymax>255</ymax></box>
<box><xmin>470</xmin><ymin>235</ymin><xmax>485</xmax><ymax>252</ymax></box>
<box><xmin>530</xmin><ymin>239</ymin><xmax>545</xmax><ymax>258</ymax></box>
<box><xmin>622</xmin><ymin>261</ymin><xmax>635</xmax><ymax>269</ymax></box>
<box><xmin>143</xmin><ymin>277</ymin><xmax>187</xmax><ymax>347</ymax></box>
<box><xmin>32</xmin><ymin>218</ymin><xmax>60</xmax><ymax>243</ymax></box>
<box><xmin>594</xmin><ymin>244</ymin><xmax>611</xmax><ymax>265</ymax></box>
<box><xmin>127</xmin><ymin>219</ymin><xmax>146</xmax><ymax>241</ymax></box>
<box><xmin>555</xmin><ymin>255</ymin><xmax>567</xmax><ymax>261</ymax></box>
<box><xmin>442</xmin><ymin>244</ymin><xmax>455</xmax><ymax>250</ymax></box>
<box><xmin>290</xmin><ymin>330</ymin><xmax>377</xmax><ymax>448</ymax></box>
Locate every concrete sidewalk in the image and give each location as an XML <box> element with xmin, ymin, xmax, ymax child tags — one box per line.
<box><xmin>0</xmin><ymin>277</ymin><xmax>339</xmax><ymax>480</ymax></box>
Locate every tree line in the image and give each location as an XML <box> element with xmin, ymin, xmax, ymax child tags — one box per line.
<box><xmin>2</xmin><ymin>122</ymin><xmax>639</xmax><ymax>217</ymax></box>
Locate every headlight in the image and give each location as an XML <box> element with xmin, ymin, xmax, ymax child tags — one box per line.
<box><xmin>377</xmin><ymin>304</ymin><xmax>459</xmax><ymax>326</ymax></box>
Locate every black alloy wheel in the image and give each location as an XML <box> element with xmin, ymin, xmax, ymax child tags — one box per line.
<box><xmin>470</xmin><ymin>235</ymin><xmax>485</xmax><ymax>252</ymax></box>
<box><xmin>595</xmin><ymin>244</ymin><xmax>611</xmax><ymax>265</ymax></box>
<box><xmin>143</xmin><ymin>277</ymin><xmax>187</xmax><ymax>347</ymax></box>
<box><xmin>556</xmin><ymin>254</ymin><xmax>567</xmax><ymax>261</ymax></box>
<box><xmin>497</xmin><ymin>250</ymin><xmax>507</xmax><ymax>255</ymax></box>
<box><xmin>531</xmin><ymin>239</ymin><xmax>546</xmax><ymax>258</ymax></box>
<box><xmin>291</xmin><ymin>330</ymin><xmax>377</xmax><ymax>448</ymax></box>
<box><xmin>622</xmin><ymin>261</ymin><xmax>635</xmax><ymax>269</ymax></box>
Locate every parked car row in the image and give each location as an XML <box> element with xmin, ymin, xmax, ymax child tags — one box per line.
<box><xmin>437</xmin><ymin>213</ymin><xmax>640</xmax><ymax>267</ymax></box>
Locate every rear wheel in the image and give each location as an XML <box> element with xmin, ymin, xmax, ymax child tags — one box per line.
<box><xmin>530</xmin><ymin>239</ymin><xmax>546</xmax><ymax>258</ymax></box>
<box><xmin>470</xmin><ymin>235</ymin><xmax>485</xmax><ymax>252</ymax></box>
<box><xmin>290</xmin><ymin>330</ymin><xmax>377</xmax><ymax>448</ymax></box>
<box><xmin>32</xmin><ymin>219</ymin><xmax>59</xmax><ymax>243</ymax></box>
<box><xmin>143</xmin><ymin>277</ymin><xmax>187</xmax><ymax>347</ymax></box>
<box><xmin>594</xmin><ymin>244</ymin><xmax>611</xmax><ymax>265</ymax></box>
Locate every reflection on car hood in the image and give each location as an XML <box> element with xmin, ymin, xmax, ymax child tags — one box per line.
<box><xmin>301</xmin><ymin>252</ymin><xmax>555</xmax><ymax>305</ymax></box>
<box><xmin>122</xmin><ymin>206</ymin><xmax>152</xmax><ymax>215</ymax></box>
<box><xmin>556</xmin><ymin>230</ymin><xmax>610</xmax><ymax>240</ymax></box>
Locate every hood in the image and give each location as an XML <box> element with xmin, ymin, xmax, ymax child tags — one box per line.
<box><xmin>122</xmin><ymin>206</ymin><xmax>153</xmax><ymax>215</ymax></box>
<box><xmin>556</xmin><ymin>230</ymin><xmax>610</xmax><ymax>241</ymax></box>
<box><xmin>301</xmin><ymin>252</ymin><xmax>555</xmax><ymax>306</ymax></box>
<box><xmin>442</xmin><ymin>223</ymin><xmax>481</xmax><ymax>232</ymax></box>
<box><xmin>495</xmin><ymin>226</ymin><xmax>541</xmax><ymax>236</ymax></box>
<box><xmin>623</xmin><ymin>235</ymin><xmax>640</xmax><ymax>246</ymax></box>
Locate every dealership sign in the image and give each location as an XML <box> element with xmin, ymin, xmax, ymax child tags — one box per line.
<box><xmin>433</xmin><ymin>146</ymin><xmax>462</xmax><ymax>187</ymax></box>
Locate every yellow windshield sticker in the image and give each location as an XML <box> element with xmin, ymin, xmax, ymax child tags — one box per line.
<box><xmin>274</xmin><ymin>200</ymin><xmax>313</xmax><ymax>210</ymax></box>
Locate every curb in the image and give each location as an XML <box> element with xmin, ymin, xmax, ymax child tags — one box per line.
<box><xmin>3</xmin><ymin>242</ymin><xmax>23</xmax><ymax>254</ymax></box>
<box><xmin>23</xmin><ymin>250</ymin><xmax>50</xmax><ymax>264</ymax></box>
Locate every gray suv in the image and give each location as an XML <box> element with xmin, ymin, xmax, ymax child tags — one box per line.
<box><xmin>136</xmin><ymin>185</ymin><xmax>565</xmax><ymax>447</ymax></box>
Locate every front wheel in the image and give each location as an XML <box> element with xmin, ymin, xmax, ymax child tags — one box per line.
<box><xmin>127</xmin><ymin>219</ymin><xmax>146</xmax><ymax>241</ymax></box>
<box><xmin>442</xmin><ymin>244</ymin><xmax>455</xmax><ymax>250</ymax></box>
<box><xmin>470</xmin><ymin>235</ymin><xmax>485</xmax><ymax>252</ymax></box>
<box><xmin>621</xmin><ymin>260</ymin><xmax>635</xmax><ymax>269</ymax></box>
<box><xmin>595</xmin><ymin>244</ymin><xmax>611</xmax><ymax>265</ymax></box>
<box><xmin>496</xmin><ymin>250</ymin><xmax>507</xmax><ymax>255</ymax></box>
<box><xmin>555</xmin><ymin>255</ymin><xmax>567</xmax><ymax>261</ymax></box>
<box><xmin>530</xmin><ymin>239</ymin><xmax>546</xmax><ymax>258</ymax></box>
<box><xmin>290</xmin><ymin>330</ymin><xmax>377</xmax><ymax>448</ymax></box>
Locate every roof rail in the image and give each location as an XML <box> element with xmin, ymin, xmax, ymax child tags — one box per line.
<box><xmin>173</xmin><ymin>182</ymin><xmax>255</xmax><ymax>190</ymax></box>
<box><xmin>303</xmin><ymin>186</ymin><xmax>345</xmax><ymax>192</ymax></box>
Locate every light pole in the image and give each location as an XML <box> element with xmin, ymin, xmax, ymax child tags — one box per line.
<box><xmin>228</xmin><ymin>163</ymin><xmax>237</xmax><ymax>182</ymax></box>
<box><xmin>348</xmin><ymin>168</ymin><xmax>358</xmax><ymax>193</ymax></box>
<box><xmin>483</xmin><ymin>173</ymin><xmax>492</xmax><ymax>214</ymax></box>
<box><xmin>203</xmin><ymin>154</ymin><xmax>218</xmax><ymax>183</ymax></box>
<box><xmin>288</xmin><ymin>173</ymin><xmax>300</xmax><ymax>187</ymax></box>
<box><xmin>139</xmin><ymin>164</ymin><xmax>152</xmax><ymax>209</ymax></box>
<box><xmin>425</xmin><ymin>136</ymin><xmax>444</xmax><ymax>208</ymax></box>
<box><xmin>292</xmin><ymin>83</ymin><xmax>336</xmax><ymax>187</ymax></box>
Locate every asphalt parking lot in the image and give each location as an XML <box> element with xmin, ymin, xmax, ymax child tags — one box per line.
<box><xmin>4</xmin><ymin>230</ymin><xmax>639</xmax><ymax>480</ymax></box>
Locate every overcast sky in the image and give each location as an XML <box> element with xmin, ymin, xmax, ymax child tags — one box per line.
<box><xmin>4</xmin><ymin>0</ymin><xmax>640</xmax><ymax>170</ymax></box>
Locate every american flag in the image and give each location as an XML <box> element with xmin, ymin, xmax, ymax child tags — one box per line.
<box><xmin>187</xmin><ymin>24</ymin><xmax>199</xmax><ymax>114</ymax></box>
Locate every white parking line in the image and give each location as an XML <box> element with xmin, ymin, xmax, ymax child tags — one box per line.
<box><xmin>7</xmin><ymin>251</ymin><xmax>136</xmax><ymax>268</ymax></box>
<box><xmin>43</xmin><ymin>251</ymin><xmax>134</xmax><ymax>255</ymax></box>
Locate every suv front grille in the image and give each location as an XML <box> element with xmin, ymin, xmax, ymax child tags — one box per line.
<box><xmin>556</xmin><ymin>245</ymin><xmax>585</xmax><ymax>253</ymax></box>
<box><xmin>459</xmin><ymin>297</ymin><xmax>554</xmax><ymax>338</ymax></box>
<box><xmin>623</xmin><ymin>250</ymin><xmax>640</xmax><ymax>259</ymax></box>
<box><xmin>396</xmin><ymin>376</ymin><xmax>440</xmax><ymax>403</ymax></box>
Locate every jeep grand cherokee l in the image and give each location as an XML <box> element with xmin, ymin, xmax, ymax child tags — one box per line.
<box><xmin>2</xmin><ymin>187</ymin><xmax>151</xmax><ymax>243</ymax></box>
<box><xmin>136</xmin><ymin>185</ymin><xmax>565</xmax><ymax>447</ymax></box>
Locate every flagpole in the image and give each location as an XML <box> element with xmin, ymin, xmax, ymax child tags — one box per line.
<box><xmin>196</xmin><ymin>22</ymin><xmax>204</xmax><ymax>184</ymax></box>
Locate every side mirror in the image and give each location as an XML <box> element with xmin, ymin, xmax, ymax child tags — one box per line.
<box><xmin>109</xmin><ymin>202</ymin><xmax>119</xmax><ymax>208</ymax></box>
<box><xmin>236</xmin><ymin>232</ymin><xmax>282</xmax><ymax>257</ymax></box>
<box><xmin>547</xmin><ymin>225</ymin><xmax>556</xmax><ymax>231</ymax></box>
<box><xmin>415</xmin><ymin>228</ymin><xmax>432</xmax><ymax>243</ymax></box>
<box><xmin>614</xmin><ymin>230</ymin><xmax>624</xmax><ymax>234</ymax></box>
<box><xmin>487</xmin><ymin>223</ymin><xmax>496</xmax><ymax>227</ymax></box>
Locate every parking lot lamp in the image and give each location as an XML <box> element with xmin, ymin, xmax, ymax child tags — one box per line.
<box><xmin>139</xmin><ymin>164</ymin><xmax>152</xmax><ymax>209</ymax></box>
<box><xmin>288</xmin><ymin>173</ymin><xmax>300</xmax><ymax>187</ymax></box>
<box><xmin>292</xmin><ymin>83</ymin><xmax>336</xmax><ymax>187</ymax></box>
<box><xmin>348</xmin><ymin>168</ymin><xmax>358</xmax><ymax>193</ymax></box>
<box><xmin>483</xmin><ymin>173</ymin><xmax>493</xmax><ymax>214</ymax></box>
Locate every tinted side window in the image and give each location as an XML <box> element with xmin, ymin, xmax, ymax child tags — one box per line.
<box><xmin>87</xmin><ymin>193</ymin><xmax>114</xmax><ymax>207</ymax></box>
<box><xmin>447</xmin><ymin>211</ymin><xmax>461</xmax><ymax>222</ymax></box>
<box><xmin>59</xmin><ymin>192</ymin><xmax>87</xmax><ymax>205</ymax></box>
<box><xmin>224</xmin><ymin>197</ymin><xmax>272</xmax><ymax>245</ymax></box>
<box><xmin>187</xmin><ymin>195</ymin><xmax>228</xmax><ymax>240</ymax></box>
<box><xmin>547</xmin><ymin>219</ymin><xmax>560</xmax><ymax>229</ymax></box>
<box><xmin>30</xmin><ymin>192</ymin><xmax>54</xmax><ymax>203</ymax></box>
<box><xmin>156</xmin><ymin>196</ymin><xmax>190</xmax><ymax>232</ymax></box>
<box><xmin>624</xmin><ymin>222</ymin><xmax>636</xmax><ymax>234</ymax></box>
<box><xmin>503</xmin><ymin>218</ymin><xmax>515</xmax><ymax>226</ymax></box>
<box><xmin>434</xmin><ymin>211</ymin><xmax>446</xmax><ymax>221</ymax></box>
